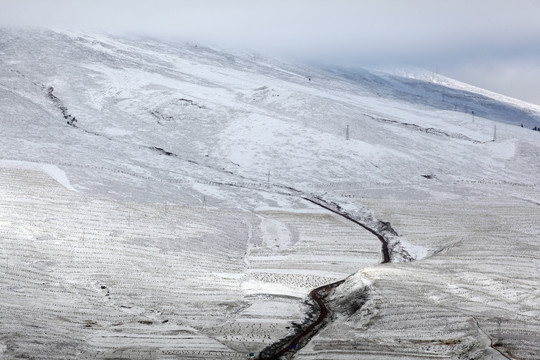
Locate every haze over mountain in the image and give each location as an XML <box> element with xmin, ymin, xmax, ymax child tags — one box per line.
<box><xmin>0</xmin><ymin>29</ymin><xmax>539</xmax><ymax>359</ymax></box>
<box><xmin>3</xmin><ymin>0</ymin><xmax>540</xmax><ymax>106</ymax></box>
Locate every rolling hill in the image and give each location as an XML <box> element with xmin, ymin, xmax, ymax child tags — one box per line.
<box><xmin>0</xmin><ymin>28</ymin><xmax>539</xmax><ymax>359</ymax></box>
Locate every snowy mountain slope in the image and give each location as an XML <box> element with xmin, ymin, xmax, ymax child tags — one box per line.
<box><xmin>1</xmin><ymin>28</ymin><xmax>539</xmax><ymax>359</ymax></box>
<box><xmin>331</xmin><ymin>66</ymin><xmax>540</xmax><ymax>129</ymax></box>
<box><xmin>1</xmin><ymin>28</ymin><xmax>539</xmax><ymax>205</ymax></box>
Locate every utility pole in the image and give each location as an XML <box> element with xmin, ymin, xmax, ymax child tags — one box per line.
<box><xmin>346</xmin><ymin>125</ymin><xmax>350</xmax><ymax>140</ymax></box>
<box><xmin>202</xmin><ymin>196</ymin><xmax>206</xmax><ymax>209</ymax></box>
<box><xmin>471</xmin><ymin>111</ymin><xmax>475</xmax><ymax>123</ymax></box>
<box><xmin>267</xmin><ymin>170</ymin><xmax>271</xmax><ymax>188</ymax></box>
<box><xmin>493</xmin><ymin>125</ymin><xmax>497</xmax><ymax>141</ymax></box>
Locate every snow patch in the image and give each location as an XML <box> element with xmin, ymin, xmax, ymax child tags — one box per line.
<box><xmin>241</xmin><ymin>279</ymin><xmax>308</xmax><ymax>298</ymax></box>
<box><xmin>240</xmin><ymin>301</ymin><xmax>302</xmax><ymax>320</ymax></box>
<box><xmin>399</xmin><ymin>238</ymin><xmax>429</xmax><ymax>260</ymax></box>
<box><xmin>259</xmin><ymin>216</ymin><xmax>294</xmax><ymax>249</ymax></box>
<box><xmin>192</xmin><ymin>182</ymin><xmax>227</xmax><ymax>200</ymax></box>
<box><xmin>485</xmin><ymin>139</ymin><xmax>516</xmax><ymax>159</ymax></box>
<box><xmin>0</xmin><ymin>160</ymin><xmax>77</xmax><ymax>191</ymax></box>
<box><xmin>213</xmin><ymin>272</ymin><xmax>246</xmax><ymax>280</ymax></box>
<box><xmin>255</xmin><ymin>206</ymin><xmax>328</xmax><ymax>214</ymax></box>
<box><xmin>103</xmin><ymin>127</ymin><xmax>132</xmax><ymax>137</ymax></box>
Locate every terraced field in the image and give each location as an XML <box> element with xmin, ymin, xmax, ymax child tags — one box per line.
<box><xmin>0</xmin><ymin>167</ymin><xmax>387</xmax><ymax>358</ymax></box>
<box><xmin>0</xmin><ymin>167</ymin><xmax>256</xmax><ymax>358</ymax></box>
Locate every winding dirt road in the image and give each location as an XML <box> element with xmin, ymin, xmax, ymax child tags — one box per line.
<box><xmin>256</xmin><ymin>197</ymin><xmax>392</xmax><ymax>359</ymax></box>
<box><xmin>302</xmin><ymin>197</ymin><xmax>391</xmax><ymax>264</ymax></box>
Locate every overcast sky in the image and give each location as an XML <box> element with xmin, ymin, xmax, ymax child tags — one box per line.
<box><xmin>2</xmin><ymin>0</ymin><xmax>540</xmax><ymax>105</ymax></box>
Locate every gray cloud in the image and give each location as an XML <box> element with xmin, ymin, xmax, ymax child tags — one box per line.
<box><xmin>440</xmin><ymin>58</ymin><xmax>540</xmax><ymax>106</ymax></box>
<box><xmin>2</xmin><ymin>0</ymin><xmax>540</xmax><ymax>104</ymax></box>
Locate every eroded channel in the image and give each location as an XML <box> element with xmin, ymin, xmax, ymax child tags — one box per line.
<box><xmin>256</xmin><ymin>196</ymin><xmax>397</xmax><ymax>359</ymax></box>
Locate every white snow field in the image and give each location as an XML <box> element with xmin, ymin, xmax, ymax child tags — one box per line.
<box><xmin>0</xmin><ymin>28</ymin><xmax>539</xmax><ymax>359</ymax></box>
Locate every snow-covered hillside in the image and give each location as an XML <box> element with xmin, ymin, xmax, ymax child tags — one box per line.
<box><xmin>0</xmin><ymin>28</ymin><xmax>539</xmax><ymax>359</ymax></box>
